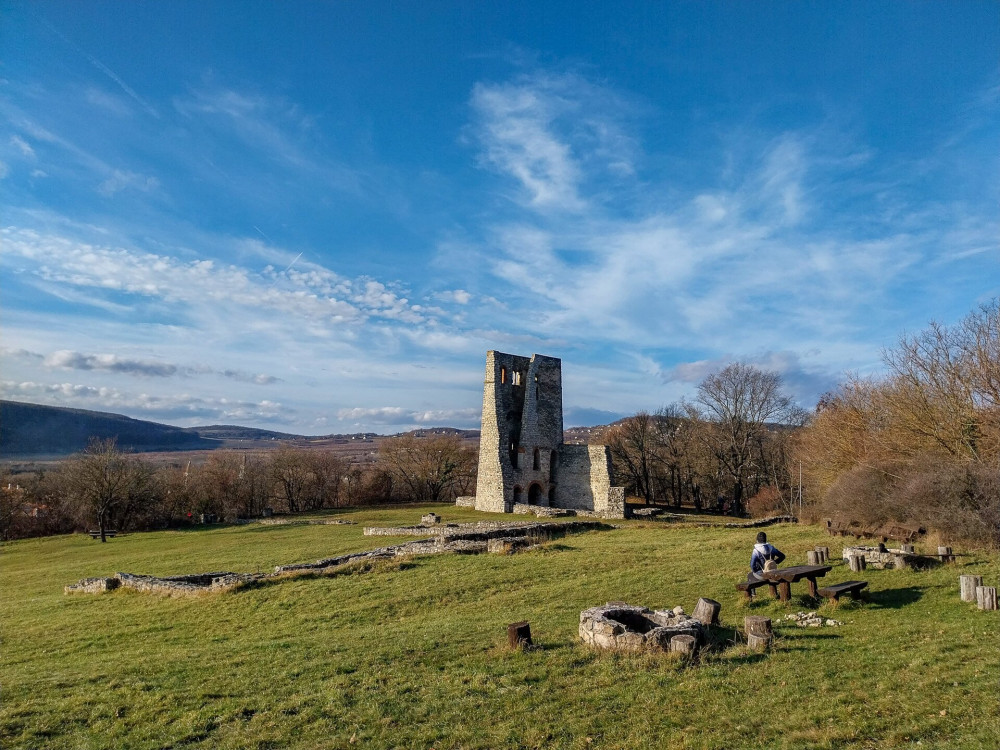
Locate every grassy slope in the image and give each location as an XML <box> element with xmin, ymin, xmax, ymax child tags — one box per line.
<box><xmin>2</xmin><ymin>507</ymin><xmax>998</xmax><ymax>750</ymax></box>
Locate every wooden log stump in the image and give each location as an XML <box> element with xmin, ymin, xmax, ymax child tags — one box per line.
<box><xmin>848</xmin><ymin>554</ymin><xmax>867</xmax><ymax>573</ymax></box>
<box><xmin>507</xmin><ymin>621</ymin><xmax>532</xmax><ymax>650</ymax></box>
<box><xmin>960</xmin><ymin>575</ymin><xmax>984</xmax><ymax>603</ymax></box>
<box><xmin>892</xmin><ymin>554</ymin><xmax>910</xmax><ymax>569</ymax></box>
<box><xmin>670</xmin><ymin>634</ymin><xmax>698</xmax><ymax>656</ymax></box>
<box><xmin>901</xmin><ymin>544</ymin><xmax>915</xmax><ymax>554</ymax></box>
<box><xmin>976</xmin><ymin>586</ymin><xmax>998</xmax><ymax>611</ymax></box>
<box><xmin>693</xmin><ymin>597</ymin><xmax>721</xmax><ymax>626</ymax></box>
<box><xmin>938</xmin><ymin>546</ymin><xmax>955</xmax><ymax>563</ymax></box>
<box><xmin>744</xmin><ymin>616</ymin><xmax>773</xmax><ymax>651</ymax></box>
<box><xmin>806</xmin><ymin>550</ymin><xmax>819</xmax><ymax>565</ymax></box>
<box><xmin>816</xmin><ymin>546</ymin><xmax>829</xmax><ymax>563</ymax></box>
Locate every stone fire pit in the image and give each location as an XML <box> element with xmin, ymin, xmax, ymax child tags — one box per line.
<box><xmin>579</xmin><ymin>603</ymin><xmax>703</xmax><ymax>652</ymax></box>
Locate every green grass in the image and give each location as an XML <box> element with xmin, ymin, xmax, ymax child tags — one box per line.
<box><xmin>2</xmin><ymin>506</ymin><xmax>999</xmax><ymax>749</ymax></box>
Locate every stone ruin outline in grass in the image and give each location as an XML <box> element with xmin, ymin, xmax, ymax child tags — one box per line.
<box><xmin>65</xmin><ymin>520</ymin><xmax>607</xmax><ymax>596</ymax></box>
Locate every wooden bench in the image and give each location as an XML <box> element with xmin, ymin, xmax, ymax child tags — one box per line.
<box><xmin>735</xmin><ymin>579</ymin><xmax>778</xmax><ymax>600</ymax></box>
<box><xmin>817</xmin><ymin>580</ymin><xmax>868</xmax><ymax>602</ymax></box>
<box><xmin>87</xmin><ymin>530</ymin><xmax>118</xmax><ymax>539</ymax></box>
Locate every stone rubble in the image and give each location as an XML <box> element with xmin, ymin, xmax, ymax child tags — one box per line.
<box><xmin>784</xmin><ymin>611</ymin><xmax>843</xmax><ymax>628</ymax></box>
<box><xmin>841</xmin><ymin>545</ymin><xmax>921</xmax><ymax>570</ymax></box>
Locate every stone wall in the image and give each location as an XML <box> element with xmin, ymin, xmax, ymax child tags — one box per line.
<box><xmin>65</xmin><ymin>520</ymin><xmax>605</xmax><ymax>595</ymax></box>
<box><xmin>556</xmin><ymin>444</ymin><xmax>622</xmax><ymax>516</ymax></box>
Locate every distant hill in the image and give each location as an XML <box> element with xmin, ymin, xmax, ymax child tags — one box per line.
<box><xmin>0</xmin><ymin>400</ymin><xmax>217</xmax><ymax>457</ymax></box>
<box><xmin>0</xmin><ymin>401</ymin><xmax>484</xmax><ymax>458</ymax></box>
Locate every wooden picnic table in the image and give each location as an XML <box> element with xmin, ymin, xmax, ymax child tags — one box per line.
<box><xmin>762</xmin><ymin>564</ymin><xmax>833</xmax><ymax>601</ymax></box>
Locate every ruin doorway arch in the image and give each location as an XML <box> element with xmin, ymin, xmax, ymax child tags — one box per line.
<box><xmin>528</xmin><ymin>483</ymin><xmax>543</xmax><ymax>505</ymax></box>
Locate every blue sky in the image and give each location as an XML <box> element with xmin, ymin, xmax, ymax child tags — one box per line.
<box><xmin>1</xmin><ymin>1</ymin><xmax>998</xmax><ymax>434</ymax></box>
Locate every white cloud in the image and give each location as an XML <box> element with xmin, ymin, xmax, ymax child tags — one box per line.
<box><xmin>470</xmin><ymin>72</ymin><xmax>637</xmax><ymax>213</ymax></box>
<box><xmin>336</xmin><ymin>406</ymin><xmax>479</xmax><ymax>428</ymax></box>
<box><xmin>0</xmin><ymin>380</ymin><xmax>288</xmax><ymax>423</ymax></box>
<box><xmin>98</xmin><ymin>169</ymin><xmax>160</xmax><ymax>196</ymax></box>
<box><xmin>10</xmin><ymin>135</ymin><xmax>35</xmax><ymax>158</ymax></box>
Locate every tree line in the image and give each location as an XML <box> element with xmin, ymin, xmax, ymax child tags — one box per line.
<box><xmin>1</xmin><ymin>433</ymin><xmax>477</xmax><ymax>541</ymax></box>
<box><xmin>798</xmin><ymin>300</ymin><xmax>1000</xmax><ymax>548</ymax></box>
<box><xmin>602</xmin><ymin>362</ymin><xmax>806</xmax><ymax>518</ymax></box>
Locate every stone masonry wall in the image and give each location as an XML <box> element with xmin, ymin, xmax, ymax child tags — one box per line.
<box><xmin>556</xmin><ymin>444</ymin><xmax>621</xmax><ymax>516</ymax></box>
<box><xmin>472</xmin><ymin>350</ymin><xmax>625</xmax><ymax>519</ymax></box>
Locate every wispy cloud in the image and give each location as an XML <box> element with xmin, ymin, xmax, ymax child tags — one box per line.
<box><xmin>1</xmin><ymin>380</ymin><xmax>288</xmax><ymax>423</ymax></box>
<box><xmin>38</xmin><ymin>349</ymin><xmax>280</xmax><ymax>384</ymax></box>
<box><xmin>337</xmin><ymin>406</ymin><xmax>479</xmax><ymax>428</ymax></box>
<box><xmin>98</xmin><ymin>169</ymin><xmax>159</xmax><ymax>197</ymax></box>
<box><xmin>40</xmin><ymin>16</ymin><xmax>160</xmax><ymax>118</ymax></box>
<box><xmin>470</xmin><ymin>72</ymin><xmax>637</xmax><ymax>212</ymax></box>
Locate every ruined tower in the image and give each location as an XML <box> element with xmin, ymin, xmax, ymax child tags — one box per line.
<box><xmin>472</xmin><ymin>351</ymin><xmax>626</xmax><ymax>518</ymax></box>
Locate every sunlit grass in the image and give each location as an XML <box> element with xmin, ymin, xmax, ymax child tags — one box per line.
<box><xmin>2</xmin><ymin>505</ymin><xmax>998</xmax><ymax>749</ymax></box>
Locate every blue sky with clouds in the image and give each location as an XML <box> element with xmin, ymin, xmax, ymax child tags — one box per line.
<box><xmin>2</xmin><ymin>1</ymin><xmax>998</xmax><ymax>434</ymax></box>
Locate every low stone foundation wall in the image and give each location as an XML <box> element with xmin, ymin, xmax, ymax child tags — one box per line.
<box><xmin>66</xmin><ymin>520</ymin><xmax>606</xmax><ymax>595</ymax></box>
<box><xmin>234</xmin><ymin>518</ymin><xmax>357</xmax><ymax>526</ymax></box>
<box><xmin>66</xmin><ymin>571</ymin><xmax>259</xmax><ymax>596</ymax></box>
<box><xmin>454</xmin><ymin>496</ymin><xmax>476</xmax><ymax>508</ymax></box>
<box><xmin>579</xmin><ymin>603</ymin><xmax>703</xmax><ymax>652</ymax></box>
<box><xmin>65</xmin><ymin>577</ymin><xmax>121</xmax><ymax>594</ymax></box>
<box><xmin>841</xmin><ymin>545</ymin><xmax>923</xmax><ymax>569</ymax></box>
<box><xmin>512</xmin><ymin>503</ymin><xmax>572</xmax><ymax>517</ymax></box>
<box><xmin>363</xmin><ymin>520</ymin><xmax>603</xmax><ymax>540</ymax></box>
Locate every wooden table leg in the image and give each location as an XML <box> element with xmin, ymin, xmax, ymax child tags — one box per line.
<box><xmin>778</xmin><ymin>581</ymin><xmax>791</xmax><ymax>601</ymax></box>
<box><xmin>806</xmin><ymin>577</ymin><xmax>819</xmax><ymax>598</ymax></box>
<box><xmin>768</xmin><ymin>583</ymin><xmax>779</xmax><ymax>598</ymax></box>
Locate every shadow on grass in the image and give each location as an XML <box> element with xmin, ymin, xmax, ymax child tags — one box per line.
<box><xmin>866</xmin><ymin>585</ymin><xmax>925</xmax><ymax>609</ymax></box>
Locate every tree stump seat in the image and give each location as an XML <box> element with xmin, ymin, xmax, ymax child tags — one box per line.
<box><xmin>817</xmin><ymin>580</ymin><xmax>868</xmax><ymax>602</ymax></box>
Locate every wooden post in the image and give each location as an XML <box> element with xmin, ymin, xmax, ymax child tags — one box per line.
<box><xmin>901</xmin><ymin>544</ymin><xmax>915</xmax><ymax>554</ymax></box>
<box><xmin>938</xmin><ymin>546</ymin><xmax>954</xmax><ymax>563</ymax></box>
<box><xmin>745</xmin><ymin>616</ymin><xmax>773</xmax><ymax>651</ymax></box>
<box><xmin>670</xmin><ymin>634</ymin><xmax>697</xmax><ymax>656</ymax></box>
<box><xmin>976</xmin><ymin>586</ymin><xmax>998</xmax><ymax>611</ymax></box>
<box><xmin>849</xmin><ymin>554</ymin><xmax>866</xmax><ymax>572</ymax></box>
<box><xmin>816</xmin><ymin>546</ymin><xmax>829</xmax><ymax>563</ymax></box>
<box><xmin>806</xmin><ymin>550</ymin><xmax>819</xmax><ymax>565</ymax></box>
<box><xmin>693</xmin><ymin>597</ymin><xmax>721</xmax><ymax>626</ymax></box>
<box><xmin>892</xmin><ymin>554</ymin><xmax>910</xmax><ymax>570</ymax></box>
<box><xmin>776</xmin><ymin>581</ymin><xmax>792</xmax><ymax>601</ymax></box>
<box><xmin>507</xmin><ymin>621</ymin><xmax>532</xmax><ymax>650</ymax></box>
<box><xmin>960</xmin><ymin>575</ymin><xmax>983</xmax><ymax>603</ymax></box>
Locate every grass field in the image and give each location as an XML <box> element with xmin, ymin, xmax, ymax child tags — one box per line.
<box><xmin>2</xmin><ymin>505</ymin><xmax>999</xmax><ymax>749</ymax></box>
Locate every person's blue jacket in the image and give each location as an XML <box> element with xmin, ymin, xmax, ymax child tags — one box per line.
<box><xmin>750</xmin><ymin>542</ymin><xmax>785</xmax><ymax>578</ymax></box>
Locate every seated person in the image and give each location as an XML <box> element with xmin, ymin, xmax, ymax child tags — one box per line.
<box><xmin>748</xmin><ymin>531</ymin><xmax>786</xmax><ymax>581</ymax></box>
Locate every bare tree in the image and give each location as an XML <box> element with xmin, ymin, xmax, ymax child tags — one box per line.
<box><xmin>605</xmin><ymin>412</ymin><xmax>657</xmax><ymax>504</ymax></box>
<box><xmin>691</xmin><ymin>363</ymin><xmax>798</xmax><ymax>516</ymax></box>
<box><xmin>378</xmin><ymin>434</ymin><xmax>475</xmax><ymax>503</ymax></box>
<box><xmin>64</xmin><ymin>438</ymin><xmax>154</xmax><ymax>541</ymax></box>
<box><xmin>270</xmin><ymin>447</ymin><xmax>312</xmax><ymax>513</ymax></box>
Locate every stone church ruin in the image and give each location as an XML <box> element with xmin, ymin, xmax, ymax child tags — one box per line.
<box><xmin>462</xmin><ymin>351</ymin><xmax>626</xmax><ymax>519</ymax></box>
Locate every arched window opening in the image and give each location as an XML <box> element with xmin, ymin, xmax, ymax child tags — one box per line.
<box><xmin>528</xmin><ymin>484</ymin><xmax>542</xmax><ymax>505</ymax></box>
<box><xmin>513</xmin><ymin>486</ymin><xmax>523</xmax><ymax>505</ymax></box>
<box><xmin>548</xmin><ymin>486</ymin><xmax>556</xmax><ymax>505</ymax></box>
<box><xmin>509</xmin><ymin>442</ymin><xmax>519</xmax><ymax>469</ymax></box>
<box><xmin>532</xmin><ymin>448</ymin><xmax>541</xmax><ymax>470</ymax></box>
<box><xmin>500</xmin><ymin>366</ymin><xmax>507</xmax><ymax>384</ymax></box>
<box><xmin>512</xmin><ymin>371</ymin><xmax>522</xmax><ymax>386</ymax></box>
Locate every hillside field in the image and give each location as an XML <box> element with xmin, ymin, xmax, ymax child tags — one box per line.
<box><xmin>2</xmin><ymin>507</ymin><xmax>998</xmax><ymax>749</ymax></box>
